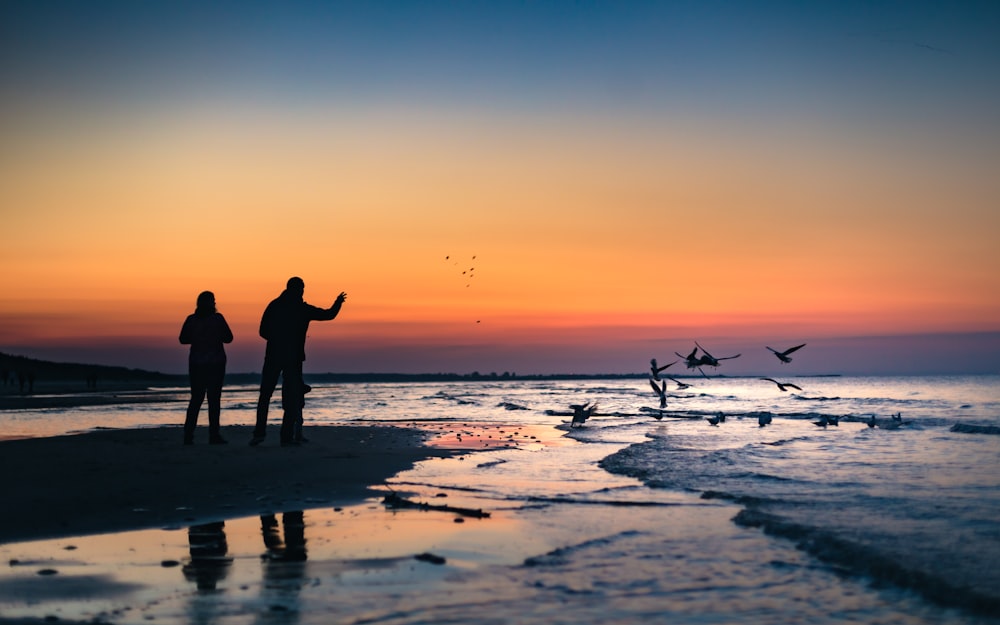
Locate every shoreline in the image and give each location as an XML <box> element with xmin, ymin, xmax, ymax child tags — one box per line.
<box><xmin>0</xmin><ymin>425</ymin><xmax>459</xmax><ymax>545</ymax></box>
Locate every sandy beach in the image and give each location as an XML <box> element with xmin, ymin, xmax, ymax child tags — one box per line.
<box><xmin>0</xmin><ymin>424</ymin><xmax>460</xmax><ymax>545</ymax></box>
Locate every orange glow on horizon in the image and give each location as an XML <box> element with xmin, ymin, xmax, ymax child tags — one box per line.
<box><xmin>2</xmin><ymin>104</ymin><xmax>998</xmax><ymax>373</ymax></box>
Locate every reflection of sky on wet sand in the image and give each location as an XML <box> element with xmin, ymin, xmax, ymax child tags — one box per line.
<box><xmin>0</xmin><ymin>499</ymin><xmax>548</xmax><ymax>623</ymax></box>
<box><xmin>0</xmin><ymin>494</ymin><xmax>951</xmax><ymax>625</ymax></box>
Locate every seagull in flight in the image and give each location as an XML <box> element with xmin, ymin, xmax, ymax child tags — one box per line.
<box><xmin>694</xmin><ymin>342</ymin><xmax>741</xmax><ymax>368</ymax></box>
<box><xmin>665</xmin><ymin>376</ymin><xmax>691</xmax><ymax>390</ymax></box>
<box><xmin>766</xmin><ymin>343</ymin><xmax>806</xmax><ymax>364</ymax></box>
<box><xmin>760</xmin><ymin>378</ymin><xmax>802</xmax><ymax>392</ymax></box>
<box><xmin>675</xmin><ymin>346</ymin><xmax>700</xmax><ymax>369</ymax></box>
<box><xmin>675</xmin><ymin>343</ymin><xmax>740</xmax><ymax>377</ymax></box>
<box><xmin>649</xmin><ymin>358</ymin><xmax>677</xmax><ymax>381</ymax></box>
<box><xmin>649</xmin><ymin>378</ymin><xmax>668</xmax><ymax>409</ymax></box>
<box><xmin>570</xmin><ymin>402</ymin><xmax>598</xmax><ymax>428</ymax></box>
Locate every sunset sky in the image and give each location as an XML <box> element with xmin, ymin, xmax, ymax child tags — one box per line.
<box><xmin>1</xmin><ymin>1</ymin><xmax>998</xmax><ymax>376</ymax></box>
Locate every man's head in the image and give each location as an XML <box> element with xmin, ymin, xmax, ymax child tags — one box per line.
<box><xmin>286</xmin><ymin>276</ymin><xmax>305</xmax><ymax>298</ymax></box>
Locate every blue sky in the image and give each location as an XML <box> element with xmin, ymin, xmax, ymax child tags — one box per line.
<box><xmin>5</xmin><ymin>1</ymin><xmax>998</xmax><ymax>111</ymax></box>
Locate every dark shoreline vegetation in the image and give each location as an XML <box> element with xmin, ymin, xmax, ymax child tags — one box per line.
<box><xmin>0</xmin><ymin>352</ymin><xmax>179</xmax><ymax>386</ymax></box>
<box><xmin>0</xmin><ymin>350</ymin><xmax>679</xmax><ymax>391</ymax></box>
<box><xmin>1</xmin><ymin>351</ymin><xmax>851</xmax><ymax>386</ymax></box>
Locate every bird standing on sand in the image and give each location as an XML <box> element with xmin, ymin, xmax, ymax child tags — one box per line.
<box><xmin>760</xmin><ymin>378</ymin><xmax>802</xmax><ymax>392</ymax></box>
<box><xmin>882</xmin><ymin>412</ymin><xmax>907</xmax><ymax>430</ymax></box>
<box><xmin>570</xmin><ymin>402</ymin><xmax>598</xmax><ymax>428</ymax></box>
<box><xmin>812</xmin><ymin>415</ymin><xmax>839</xmax><ymax>427</ymax></box>
<box><xmin>767</xmin><ymin>343</ymin><xmax>806</xmax><ymax>363</ymax></box>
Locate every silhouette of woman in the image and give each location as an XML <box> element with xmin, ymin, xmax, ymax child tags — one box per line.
<box><xmin>179</xmin><ymin>291</ymin><xmax>233</xmax><ymax>445</ymax></box>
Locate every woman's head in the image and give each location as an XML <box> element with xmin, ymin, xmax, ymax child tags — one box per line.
<box><xmin>195</xmin><ymin>291</ymin><xmax>216</xmax><ymax>315</ymax></box>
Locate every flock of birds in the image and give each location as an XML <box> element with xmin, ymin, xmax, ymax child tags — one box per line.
<box><xmin>568</xmin><ymin>341</ymin><xmax>908</xmax><ymax>430</ymax></box>
<box><xmin>444</xmin><ymin>254</ymin><xmax>478</xmax><ymax>288</ymax></box>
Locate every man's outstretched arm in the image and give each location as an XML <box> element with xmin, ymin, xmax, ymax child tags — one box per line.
<box><xmin>308</xmin><ymin>292</ymin><xmax>347</xmax><ymax>321</ymax></box>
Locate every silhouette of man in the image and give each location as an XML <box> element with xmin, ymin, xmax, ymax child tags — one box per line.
<box><xmin>250</xmin><ymin>277</ymin><xmax>346</xmax><ymax>446</ymax></box>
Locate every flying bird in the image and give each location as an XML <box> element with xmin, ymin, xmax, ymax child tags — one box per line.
<box><xmin>694</xmin><ymin>342</ymin><xmax>741</xmax><ymax>368</ymax></box>
<box><xmin>760</xmin><ymin>378</ymin><xmax>802</xmax><ymax>392</ymax></box>
<box><xmin>675</xmin><ymin>343</ymin><xmax>740</xmax><ymax>377</ymax></box>
<box><xmin>666</xmin><ymin>376</ymin><xmax>691</xmax><ymax>390</ymax></box>
<box><xmin>675</xmin><ymin>346</ymin><xmax>701</xmax><ymax>369</ymax></box>
<box><xmin>570</xmin><ymin>402</ymin><xmax>598</xmax><ymax>428</ymax></box>
<box><xmin>649</xmin><ymin>378</ymin><xmax>668</xmax><ymax>409</ymax></box>
<box><xmin>649</xmin><ymin>358</ymin><xmax>677</xmax><ymax>381</ymax></box>
<box><xmin>766</xmin><ymin>343</ymin><xmax>806</xmax><ymax>364</ymax></box>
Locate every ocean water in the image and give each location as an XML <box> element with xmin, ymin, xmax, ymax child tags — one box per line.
<box><xmin>0</xmin><ymin>374</ymin><xmax>998</xmax><ymax>624</ymax></box>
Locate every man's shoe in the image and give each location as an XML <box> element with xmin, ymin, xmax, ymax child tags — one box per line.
<box><xmin>249</xmin><ymin>436</ymin><xmax>265</xmax><ymax>446</ymax></box>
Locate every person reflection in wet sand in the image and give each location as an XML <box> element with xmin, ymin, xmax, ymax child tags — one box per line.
<box><xmin>261</xmin><ymin>510</ymin><xmax>308</xmax><ymax>562</ymax></box>
<box><xmin>182</xmin><ymin>521</ymin><xmax>233</xmax><ymax>591</ymax></box>
<box><xmin>258</xmin><ymin>511</ymin><xmax>308</xmax><ymax>620</ymax></box>
<box><xmin>179</xmin><ymin>291</ymin><xmax>234</xmax><ymax>445</ymax></box>
<box><xmin>249</xmin><ymin>277</ymin><xmax>346</xmax><ymax>447</ymax></box>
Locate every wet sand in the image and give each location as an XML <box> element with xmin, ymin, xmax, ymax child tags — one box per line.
<box><xmin>0</xmin><ymin>425</ymin><xmax>461</xmax><ymax>545</ymax></box>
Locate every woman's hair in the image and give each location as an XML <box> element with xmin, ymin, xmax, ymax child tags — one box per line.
<box><xmin>195</xmin><ymin>291</ymin><xmax>217</xmax><ymax>316</ymax></box>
